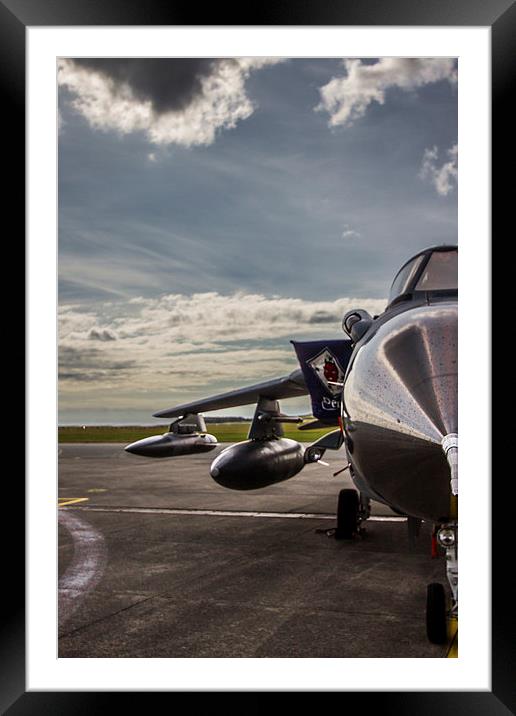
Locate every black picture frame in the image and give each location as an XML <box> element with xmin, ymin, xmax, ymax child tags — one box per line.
<box><xmin>4</xmin><ymin>0</ymin><xmax>508</xmax><ymax>711</ymax></box>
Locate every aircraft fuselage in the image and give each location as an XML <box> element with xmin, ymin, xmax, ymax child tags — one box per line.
<box><xmin>343</xmin><ymin>298</ymin><xmax>457</xmax><ymax>522</ymax></box>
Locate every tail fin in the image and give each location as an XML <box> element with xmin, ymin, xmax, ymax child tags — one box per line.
<box><xmin>291</xmin><ymin>340</ymin><xmax>353</xmax><ymax>423</ymax></box>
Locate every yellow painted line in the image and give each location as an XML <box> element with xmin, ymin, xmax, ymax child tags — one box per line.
<box><xmin>446</xmin><ymin>618</ymin><xmax>458</xmax><ymax>658</ymax></box>
<box><xmin>58</xmin><ymin>497</ymin><xmax>89</xmax><ymax>508</ymax></box>
<box><xmin>86</xmin><ymin>488</ymin><xmax>107</xmax><ymax>493</ymax></box>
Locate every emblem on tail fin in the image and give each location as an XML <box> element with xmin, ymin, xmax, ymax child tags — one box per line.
<box><xmin>306</xmin><ymin>348</ymin><xmax>346</xmax><ymax>396</ymax></box>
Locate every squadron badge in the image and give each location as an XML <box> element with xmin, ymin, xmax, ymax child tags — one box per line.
<box><xmin>307</xmin><ymin>348</ymin><xmax>345</xmax><ymax>396</ymax></box>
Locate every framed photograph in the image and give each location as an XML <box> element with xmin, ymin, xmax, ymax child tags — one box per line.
<box><xmin>5</xmin><ymin>0</ymin><xmax>507</xmax><ymax>709</ymax></box>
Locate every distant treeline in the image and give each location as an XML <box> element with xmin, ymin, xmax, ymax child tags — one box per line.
<box><xmin>58</xmin><ymin>419</ymin><xmax>327</xmax><ymax>444</ymax></box>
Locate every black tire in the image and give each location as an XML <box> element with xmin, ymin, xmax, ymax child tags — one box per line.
<box><xmin>426</xmin><ymin>582</ymin><xmax>447</xmax><ymax>644</ymax></box>
<box><xmin>336</xmin><ymin>489</ymin><xmax>359</xmax><ymax>539</ymax></box>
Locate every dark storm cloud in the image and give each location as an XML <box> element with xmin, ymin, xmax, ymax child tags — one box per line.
<box><xmin>71</xmin><ymin>58</ymin><xmax>217</xmax><ymax>113</ymax></box>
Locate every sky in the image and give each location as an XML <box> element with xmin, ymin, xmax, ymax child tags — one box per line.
<box><xmin>58</xmin><ymin>57</ymin><xmax>458</xmax><ymax>424</ymax></box>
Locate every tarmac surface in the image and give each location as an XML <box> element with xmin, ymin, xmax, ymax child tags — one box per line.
<box><xmin>58</xmin><ymin>443</ymin><xmax>456</xmax><ymax>658</ymax></box>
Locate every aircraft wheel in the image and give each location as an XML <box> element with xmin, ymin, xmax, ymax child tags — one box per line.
<box><xmin>426</xmin><ymin>582</ymin><xmax>447</xmax><ymax>644</ymax></box>
<box><xmin>335</xmin><ymin>489</ymin><xmax>359</xmax><ymax>539</ymax></box>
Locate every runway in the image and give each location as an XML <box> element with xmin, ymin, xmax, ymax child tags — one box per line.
<box><xmin>58</xmin><ymin>443</ymin><xmax>456</xmax><ymax>658</ymax></box>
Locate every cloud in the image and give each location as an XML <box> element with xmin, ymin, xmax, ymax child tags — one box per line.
<box><xmin>58</xmin><ymin>57</ymin><xmax>282</xmax><ymax>147</ymax></box>
<box><xmin>308</xmin><ymin>310</ymin><xmax>339</xmax><ymax>324</ymax></box>
<box><xmin>88</xmin><ymin>327</ymin><xmax>118</xmax><ymax>341</ymax></box>
<box><xmin>59</xmin><ymin>291</ymin><xmax>386</xmax><ymax>406</ymax></box>
<box><xmin>70</xmin><ymin>59</ymin><xmax>217</xmax><ymax>113</ymax></box>
<box><xmin>419</xmin><ymin>144</ymin><xmax>458</xmax><ymax>196</ymax></box>
<box><xmin>316</xmin><ymin>58</ymin><xmax>457</xmax><ymax>127</ymax></box>
<box><xmin>341</xmin><ymin>225</ymin><xmax>360</xmax><ymax>240</ymax></box>
<box><xmin>58</xmin><ymin>345</ymin><xmax>136</xmax><ymax>383</ymax></box>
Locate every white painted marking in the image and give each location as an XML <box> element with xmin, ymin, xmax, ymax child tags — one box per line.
<box><xmin>58</xmin><ymin>509</ymin><xmax>107</xmax><ymax>628</ymax></box>
<box><xmin>65</xmin><ymin>505</ymin><xmax>408</xmax><ymax>522</ymax></box>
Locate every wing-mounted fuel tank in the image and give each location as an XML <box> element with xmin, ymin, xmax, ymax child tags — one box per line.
<box><xmin>210</xmin><ymin>397</ymin><xmax>305</xmax><ymax>490</ymax></box>
<box><xmin>125</xmin><ymin>414</ymin><xmax>218</xmax><ymax>458</ymax></box>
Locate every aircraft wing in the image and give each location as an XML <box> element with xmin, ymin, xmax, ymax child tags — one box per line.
<box><xmin>153</xmin><ymin>368</ymin><xmax>308</xmax><ymax>419</ymax></box>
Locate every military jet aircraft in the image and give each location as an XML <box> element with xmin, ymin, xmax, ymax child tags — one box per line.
<box><xmin>126</xmin><ymin>244</ymin><xmax>458</xmax><ymax>644</ymax></box>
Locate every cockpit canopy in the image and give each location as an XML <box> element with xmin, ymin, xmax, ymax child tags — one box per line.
<box><xmin>388</xmin><ymin>245</ymin><xmax>457</xmax><ymax>306</ymax></box>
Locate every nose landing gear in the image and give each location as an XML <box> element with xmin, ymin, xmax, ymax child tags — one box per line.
<box><xmin>426</xmin><ymin>523</ymin><xmax>458</xmax><ymax>644</ymax></box>
<box><xmin>335</xmin><ymin>489</ymin><xmax>370</xmax><ymax>539</ymax></box>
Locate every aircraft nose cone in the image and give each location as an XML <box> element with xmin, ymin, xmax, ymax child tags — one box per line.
<box><xmin>344</xmin><ymin>302</ymin><xmax>457</xmax><ymax>444</ymax></box>
<box><xmin>343</xmin><ymin>302</ymin><xmax>458</xmax><ymax>521</ymax></box>
<box><xmin>382</xmin><ymin>304</ymin><xmax>457</xmax><ymax>437</ymax></box>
